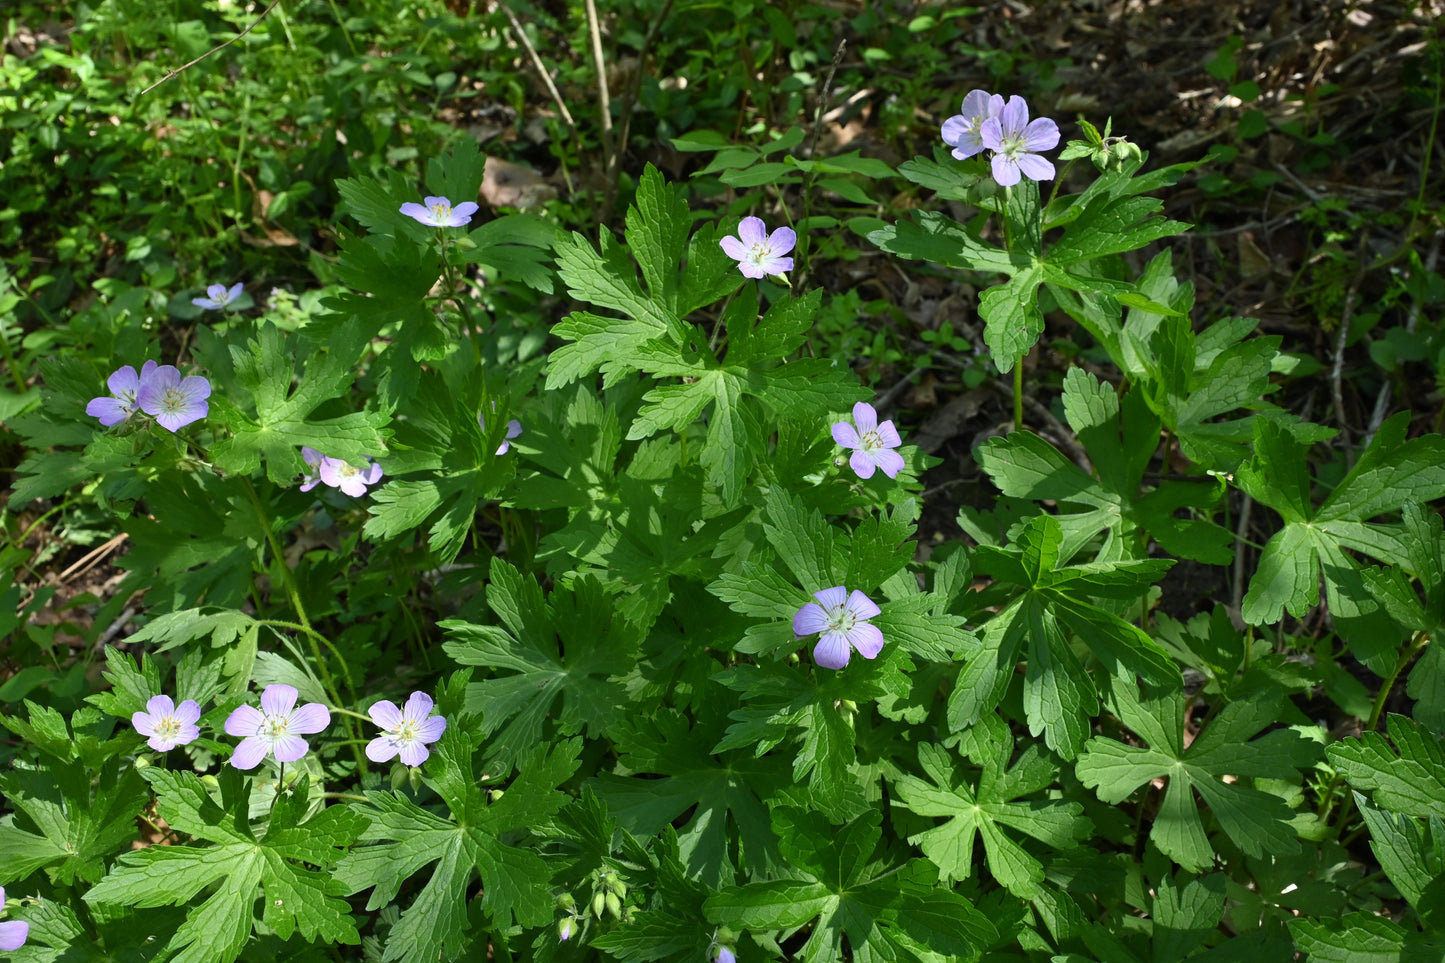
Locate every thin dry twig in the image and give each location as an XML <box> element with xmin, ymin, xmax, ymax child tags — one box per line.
<box><xmin>496</xmin><ymin>1</ymin><xmax>576</xmax><ymax>130</ymax></box>
<box><xmin>137</xmin><ymin>0</ymin><xmax>283</xmax><ymax>97</ymax></box>
<box><xmin>583</xmin><ymin>0</ymin><xmax>615</xmax><ymax>223</ymax></box>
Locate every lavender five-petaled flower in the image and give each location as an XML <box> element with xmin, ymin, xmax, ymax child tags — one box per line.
<box><xmin>224</xmin><ymin>683</ymin><xmax>330</xmax><ymax>770</ymax></box>
<box><xmin>400</xmin><ymin>195</ymin><xmax>479</xmax><ymax>228</ymax></box>
<box><xmin>479</xmin><ymin>412</ymin><xmax>524</xmax><ymax>455</ymax></box>
<box><xmin>980</xmin><ymin>95</ymin><xmax>1060</xmax><ymax>187</ymax></box>
<box><xmin>720</xmin><ymin>216</ymin><xmax>796</xmax><ymax>279</ymax></box>
<box><xmin>941</xmin><ymin>89</ymin><xmax>1005</xmax><ymax>160</ymax></box>
<box><xmin>366</xmin><ymin>691</ymin><xmax>447</xmax><ymax>767</ymax></box>
<box><xmin>192</xmin><ymin>282</ymin><xmax>244</xmax><ymax>310</ymax></box>
<box><xmin>86</xmin><ymin>360</ymin><xmax>159</xmax><ymax>426</ymax></box>
<box><xmin>137</xmin><ymin>365</ymin><xmax>211</xmax><ymax>432</ymax></box>
<box><xmin>132</xmin><ymin>694</ymin><xmax>202</xmax><ymax>752</ymax></box>
<box><xmin>299</xmin><ymin>446</ymin><xmax>325</xmax><ymax>492</ymax></box>
<box><xmin>0</xmin><ymin>886</ymin><xmax>27</xmax><ymax>952</ymax></box>
<box><xmin>319</xmin><ymin>455</ymin><xmax>384</xmax><ymax>497</ymax></box>
<box><xmin>832</xmin><ymin>401</ymin><xmax>905</xmax><ymax>479</ymax></box>
<box><xmin>794</xmin><ymin>586</ymin><xmax>884</xmax><ymax>670</ymax></box>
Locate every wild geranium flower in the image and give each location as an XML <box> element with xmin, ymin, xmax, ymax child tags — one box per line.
<box><xmin>86</xmin><ymin>360</ymin><xmax>159</xmax><ymax>426</ymax></box>
<box><xmin>720</xmin><ymin>216</ymin><xmax>796</xmax><ymax>279</ymax></box>
<box><xmin>192</xmin><ymin>282</ymin><xmax>244</xmax><ymax>310</ymax></box>
<box><xmin>137</xmin><ymin>365</ymin><xmax>211</xmax><ymax>432</ymax></box>
<box><xmin>479</xmin><ymin>411</ymin><xmax>523</xmax><ymax>455</ymax></box>
<box><xmin>366</xmin><ymin>691</ymin><xmax>447</xmax><ymax>766</ymax></box>
<box><xmin>980</xmin><ymin>95</ymin><xmax>1061</xmax><ymax>187</ymax></box>
<box><xmin>319</xmin><ymin>455</ymin><xmax>384</xmax><ymax>497</ymax></box>
<box><xmin>832</xmin><ymin>401</ymin><xmax>905</xmax><ymax>480</ymax></box>
<box><xmin>794</xmin><ymin>586</ymin><xmax>884</xmax><ymax>670</ymax></box>
<box><xmin>0</xmin><ymin>887</ymin><xmax>27</xmax><ymax>952</ymax></box>
<box><xmin>713</xmin><ymin>948</ymin><xmax>736</xmax><ymax>963</ymax></box>
<box><xmin>132</xmin><ymin>694</ymin><xmax>202</xmax><ymax>752</ymax></box>
<box><xmin>400</xmin><ymin>195</ymin><xmax>479</xmax><ymax>228</ymax></box>
<box><xmin>299</xmin><ymin>446</ymin><xmax>325</xmax><ymax>492</ymax></box>
<box><xmin>224</xmin><ymin>683</ymin><xmax>330</xmax><ymax>770</ymax></box>
<box><xmin>941</xmin><ymin>89</ymin><xmax>1005</xmax><ymax>160</ymax></box>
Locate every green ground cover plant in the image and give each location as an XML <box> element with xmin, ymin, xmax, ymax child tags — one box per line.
<box><xmin>2</xmin><ymin>0</ymin><xmax>1445</xmax><ymax>961</ymax></box>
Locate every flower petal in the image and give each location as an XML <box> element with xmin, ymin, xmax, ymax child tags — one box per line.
<box><xmin>813</xmin><ymin>586</ymin><xmax>848</xmax><ymax>609</ymax></box>
<box><xmin>230</xmin><ymin>735</ymin><xmax>269</xmax><ymax>770</ymax></box>
<box><xmin>979</xmin><ymin>116</ymin><xmax>1005</xmax><ymax>152</ymax></box>
<box><xmin>369</xmin><ymin>700</ymin><xmax>402</xmax><ymax>729</ymax></box>
<box><xmin>849</xmin><ymin>450</ymin><xmax>878</xmax><ymax>479</ymax></box>
<box><xmin>0</xmin><ymin>919</ymin><xmax>29</xmax><ymax>952</ymax></box>
<box><xmin>175</xmin><ymin>723</ymin><xmax>201</xmax><ymax>746</ymax></box>
<box><xmin>402</xmin><ymin>691</ymin><xmax>434</xmax><ymax>723</ymax></box>
<box><xmin>719</xmin><ymin>235</ymin><xmax>748</xmax><ymax>261</ymax></box>
<box><xmin>107</xmin><ymin>365</ymin><xmax>140</xmax><ymax>397</ymax></box>
<box><xmin>813</xmin><ymin>631</ymin><xmax>851</xmax><ymax>669</ymax></box>
<box><xmin>831</xmin><ymin>420</ymin><xmax>861</xmax><ymax>449</ymax></box>
<box><xmin>844</xmin><ymin>590</ymin><xmax>881</xmax><ymax>621</ymax></box>
<box><xmin>261</xmin><ymin>684</ymin><xmax>299</xmax><ymax>717</ymax></box>
<box><xmin>225</xmin><ymin>704</ymin><xmax>265</xmax><ymax>737</ymax></box>
<box><xmin>397</xmin><ymin>741</ymin><xmax>431</xmax><ymax>767</ymax></box>
<box><xmin>873</xmin><ymin>448</ymin><xmax>906</xmax><ymax>479</ymax></box>
<box><xmin>848</xmin><ymin>622</ymin><xmax>885</xmax><ymax>660</ymax></box>
<box><xmin>793</xmin><ymin>602</ymin><xmax>830</xmax><ymax>637</ymax></box>
<box><xmin>940</xmin><ymin>115</ymin><xmax>970</xmax><ymax>146</ymax></box>
<box><xmin>851</xmin><ymin>401</ymin><xmax>879</xmax><ymax>433</ymax></box>
<box><xmin>767</xmin><ymin>226</ymin><xmax>797</xmax><ymax>255</ymax></box>
<box><xmin>175</xmin><ymin>700</ymin><xmax>203</xmax><ymax>725</ymax></box>
<box><xmin>990</xmin><ymin>154</ymin><xmax>1021</xmax><ymax>187</ymax></box>
<box><xmin>270</xmin><ymin>734</ymin><xmax>310</xmax><ymax>763</ymax></box>
<box><xmin>1016</xmin><ymin>154</ymin><xmax>1056</xmax><ymax>182</ymax></box>
<box><xmin>86</xmin><ymin>397</ymin><xmax>130</xmax><ymax>426</ymax></box>
<box><xmin>366</xmin><ymin>736</ymin><xmax>399</xmax><ymax>763</ymax></box>
<box><xmin>1022</xmin><ymin>118</ymin><xmax>1060</xmax><ymax>151</ymax></box>
<box><xmin>737</xmin><ymin>216</ymin><xmax>766</xmax><ymax>246</ymax></box>
<box><xmin>287</xmin><ymin>702</ymin><xmax>331</xmax><ymax>735</ymax></box>
<box><xmin>132</xmin><ymin>710</ymin><xmax>157</xmax><ymax>736</ymax></box>
<box><xmin>875</xmin><ymin>420</ymin><xmax>902</xmax><ymax>448</ymax></box>
<box><xmin>415</xmin><ymin>715</ymin><xmax>447</xmax><ymax>744</ymax></box>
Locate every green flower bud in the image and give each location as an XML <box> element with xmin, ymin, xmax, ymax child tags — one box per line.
<box><xmin>591</xmin><ymin>891</ymin><xmax>607</xmax><ymax>918</ymax></box>
<box><xmin>557</xmin><ymin>893</ymin><xmax>576</xmax><ymax>911</ymax></box>
<box><xmin>605</xmin><ymin>891</ymin><xmax>622</xmax><ymax>919</ymax></box>
<box><xmin>558</xmin><ymin>917</ymin><xmax>576</xmax><ymax>941</ymax></box>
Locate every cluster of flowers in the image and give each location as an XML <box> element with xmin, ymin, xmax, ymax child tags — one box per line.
<box><xmin>941</xmin><ymin>89</ymin><xmax>1061</xmax><ymax>187</ymax></box>
<box><xmin>87</xmin><ymin>360</ymin><xmax>212</xmax><ymax>432</ymax></box>
<box><xmin>132</xmin><ymin>684</ymin><xmax>446</xmax><ymax>768</ymax></box>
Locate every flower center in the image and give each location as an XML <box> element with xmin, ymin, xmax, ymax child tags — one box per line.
<box><xmin>429</xmin><ymin>201</ymin><xmax>452</xmax><ymax>219</ymax></box>
<box><xmin>160</xmin><ymin>388</ymin><xmax>187</xmax><ymax>413</ymax></box>
<box><xmin>262</xmin><ymin>715</ymin><xmax>291</xmax><ymax>740</ymax></box>
<box><xmin>154</xmin><ymin>715</ymin><xmax>181</xmax><ymax>739</ymax></box>
<box><xmin>337</xmin><ymin>461</ymin><xmax>361</xmax><ymax>478</ymax></box>
<box><xmin>999</xmin><ymin>130</ymin><xmax>1029</xmax><ymax>158</ymax></box>
<box><xmin>859</xmin><ymin>429</ymin><xmax>884</xmax><ymax>453</ymax></box>
<box><xmin>747</xmin><ymin>242</ymin><xmax>774</xmax><ymax>264</ymax></box>
<box><xmin>392</xmin><ymin>720</ymin><xmax>420</xmax><ymax>743</ymax></box>
<box><xmin>825</xmin><ymin>605</ymin><xmax>858</xmax><ymax>634</ymax></box>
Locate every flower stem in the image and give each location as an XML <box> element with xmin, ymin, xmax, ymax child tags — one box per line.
<box><xmin>1012</xmin><ymin>361</ymin><xmax>1024</xmax><ymax>432</ymax></box>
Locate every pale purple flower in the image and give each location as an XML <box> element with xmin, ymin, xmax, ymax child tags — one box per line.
<box><xmin>794</xmin><ymin>586</ymin><xmax>884</xmax><ymax>670</ymax></box>
<box><xmin>713</xmin><ymin>948</ymin><xmax>736</xmax><ymax>963</ymax></box>
<box><xmin>192</xmin><ymin>282</ymin><xmax>244</xmax><ymax>310</ymax></box>
<box><xmin>319</xmin><ymin>455</ymin><xmax>384</xmax><ymax>497</ymax></box>
<box><xmin>299</xmin><ymin>446</ymin><xmax>326</xmax><ymax>492</ymax></box>
<box><xmin>224</xmin><ymin>683</ymin><xmax>330</xmax><ymax>770</ymax></box>
<box><xmin>831</xmin><ymin>401</ymin><xmax>905</xmax><ymax>480</ymax></box>
<box><xmin>132</xmin><ymin>694</ymin><xmax>202</xmax><ymax>752</ymax></box>
<box><xmin>479</xmin><ymin>411</ymin><xmax>523</xmax><ymax>455</ymax></box>
<box><xmin>86</xmin><ymin>360</ymin><xmax>159</xmax><ymax>426</ymax></box>
<box><xmin>136</xmin><ymin>365</ymin><xmax>211</xmax><ymax>432</ymax></box>
<box><xmin>400</xmin><ymin>195</ymin><xmax>479</xmax><ymax>228</ymax></box>
<box><xmin>941</xmin><ymin>89</ymin><xmax>1005</xmax><ymax>160</ymax></box>
<box><xmin>0</xmin><ymin>887</ymin><xmax>26</xmax><ymax>952</ymax></box>
<box><xmin>366</xmin><ymin>691</ymin><xmax>447</xmax><ymax>767</ymax></box>
<box><xmin>720</xmin><ymin>217</ymin><xmax>795</xmax><ymax>279</ymax></box>
<box><xmin>980</xmin><ymin>95</ymin><xmax>1060</xmax><ymax>187</ymax></box>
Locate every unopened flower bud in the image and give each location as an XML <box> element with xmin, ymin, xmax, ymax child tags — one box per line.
<box><xmin>605</xmin><ymin>891</ymin><xmax>622</xmax><ymax>919</ymax></box>
<box><xmin>558</xmin><ymin>918</ymin><xmax>576</xmax><ymax>941</ymax></box>
<box><xmin>557</xmin><ymin>893</ymin><xmax>576</xmax><ymax>911</ymax></box>
<box><xmin>591</xmin><ymin>891</ymin><xmax>607</xmax><ymax>918</ymax></box>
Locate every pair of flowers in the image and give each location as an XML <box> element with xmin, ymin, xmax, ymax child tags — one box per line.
<box><xmin>300</xmin><ymin>447</ymin><xmax>385</xmax><ymax>498</ymax></box>
<box><xmin>87</xmin><ymin>360</ymin><xmax>211</xmax><ymax>432</ymax></box>
<box><xmin>942</xmin><ymin>90</ymin><xmax>1061</xmax><ymax>187</ymax></box>
<box><xmin>132</xmin><ymin>684</ymin><xmax>447</xmax><ymax>768</ymax></box>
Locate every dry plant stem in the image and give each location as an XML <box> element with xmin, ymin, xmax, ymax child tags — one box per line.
<box><xmin>1230</xmin><ymin>493</ymin><xmax>1253</xmax><ymax>614</ymax></box>
<box><xmin>1365</xmin><ymin>233</ymin><xmax>1442</xmax><ymax>444</ymax></box>
<box><xmin>496</xmin><ymin>1</ymin><xmax>576</xmax><ymax>130</ymax></box>
<box><xmin>137</xmin><ymin>0</ymin><xmax>283</xmax><ymax>96</ymax></box>
<box><xmin>584</xmin><ymin>0</ymin><xmax>615</xmax><ymax>224</ymax></box>
<box><xmin>612</xmin><ymin>0</ymin><xmax>677</xmax><ymax>172</ymax></box>
<box><xmin>1328</xmin><ymin>237</ymin><xmax>1368</xmax><ymax>466</ymax></box>
<box><xmin>793</xmin><ymin>39</ymin><xmax>847</xmax><ymax>291</ymax></box>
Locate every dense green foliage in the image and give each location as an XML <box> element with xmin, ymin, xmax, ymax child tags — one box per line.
<box><xmin>3</xmin><ymin>1</ymin><xmax>1445</xmax><ymax>962</ymax></box>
